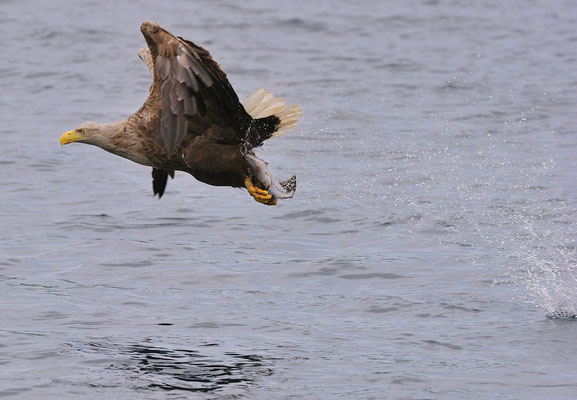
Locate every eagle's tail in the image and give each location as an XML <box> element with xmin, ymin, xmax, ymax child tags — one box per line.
<box><xmin>242</xmin><ymin>89</ymin><xmax>302</xmax><ymax>140</ymax></box>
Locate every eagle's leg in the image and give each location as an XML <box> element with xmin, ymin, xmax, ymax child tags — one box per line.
<box><xmin>244</xmin><ymin>177</ymin><xmax>277</xmax><ymax>205</ymax></box>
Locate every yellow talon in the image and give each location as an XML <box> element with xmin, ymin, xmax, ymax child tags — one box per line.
<box><xmin>244</xmin><ymin>177</ymin><xmax>277</xmax><ymax>205</ymax></box>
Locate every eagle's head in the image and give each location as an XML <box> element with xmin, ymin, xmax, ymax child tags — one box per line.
<box><xmin>60</xmin><ymin>122</ymin><xmax>104</xmax><ymax>146</ymax></box>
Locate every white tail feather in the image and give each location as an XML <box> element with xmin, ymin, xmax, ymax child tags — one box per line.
<box><xmin>242</xmin><ymin>88</ymin><xmax>302</xmax><ymax>138</ymax></box>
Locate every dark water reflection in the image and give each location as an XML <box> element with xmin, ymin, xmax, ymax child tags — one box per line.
<box><xmin>77</xmin><ymin>341</ymin><xmax>270</xmax><ymax>393</ymax></box>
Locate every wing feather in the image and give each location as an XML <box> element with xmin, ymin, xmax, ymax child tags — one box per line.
<box><xmin>176</xmin><ymin>67</ymin><xmax>199</xmax><ymax>92</ymax></box>
<box><xmin>141</xmin><ymin>23</ymin><xmax>256</xmax><ymax>153</ymax></box>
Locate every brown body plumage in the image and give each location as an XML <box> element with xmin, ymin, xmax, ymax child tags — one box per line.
<box><xmin>60</xmin><ymin>21</ymin><xmax>301</xmax><ymax>205</ymax></box>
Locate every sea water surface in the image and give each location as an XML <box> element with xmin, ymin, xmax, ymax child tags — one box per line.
<box><xmin>1</xmin><ymin>0</ymin><xmax>577</xmax><ymax>399</ymax></box>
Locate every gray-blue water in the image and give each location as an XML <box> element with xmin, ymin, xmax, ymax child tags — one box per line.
<box><xmin>2</xmin><ymin>0</ymin><xmax>577</xmax><ymax>398</ymax></box>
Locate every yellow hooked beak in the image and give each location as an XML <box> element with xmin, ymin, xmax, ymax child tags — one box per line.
<box><xmin>60</xmin><ymin>130</ymin><xmax>83</xmax><ymax>146</ymax></box>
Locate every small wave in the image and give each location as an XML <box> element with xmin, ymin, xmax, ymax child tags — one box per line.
<box><xmin>277</xmin><ymin>18</ymin><xmax>327</xmax><ymax>33</ymax></box>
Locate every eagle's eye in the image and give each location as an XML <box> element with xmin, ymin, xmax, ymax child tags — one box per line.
<box><xmin>77</xmin><ymin>129</ymin><xmax>85</xmax><ymax>134</ymax></box>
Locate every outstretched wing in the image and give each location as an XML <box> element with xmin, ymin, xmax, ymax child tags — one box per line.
<box><xmin>140</xmin><ymin>22</ymin><xmax>254</xmax><ymax>153</ymax></box>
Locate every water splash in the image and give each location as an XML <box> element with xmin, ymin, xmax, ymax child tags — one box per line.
<box><xmin>511</xmin><ymin>219</ymin><xmax>577</xmax><ymax>319</ymax></box>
